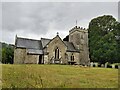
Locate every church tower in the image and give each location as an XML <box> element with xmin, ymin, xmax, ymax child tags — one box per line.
<box><xmin>69</xmin><ymin>26</ymin><xmax>90</xmax><ymax>65</ymax></box>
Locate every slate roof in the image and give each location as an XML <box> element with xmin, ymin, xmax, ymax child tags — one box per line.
<box><xmin>16</xmin><ymin>37</ymin><xmax>43</xmax><ymax>49</ymax></box>
<box><xmin>16</xmin><ymin>37</ymin><xmax>79</xmax><ymax>53</ymax></box>
<box><xmin>63</xmin><ymin>41</ymin><xmax>79</xmax><ymax>52</ymax></box>
<box><xmin>41</xmin><ymin>38</ymin><xmax>51</xmax><ymax>48</ymax></box>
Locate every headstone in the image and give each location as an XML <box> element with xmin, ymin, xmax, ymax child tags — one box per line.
<box><xmin>118</xmin><ymin>65</ymin><xmax>120</xmax><ymax>69</ymax></box>
<box><xmin>105</xmin><ymin>62</ymin><xmax>108</xmax><ymax>68</ymax></box>
<box><xmin>95</xmin><ymin>63</ymin><xmax>98</xmax><ymax>67</ymax></box>
<box><xmin>112</xmin><ymin>64</ymin><xmax>115</xmax><ymax>69</ymax></box>
<box><xmin>90</xmin><ymin>62</ymin><xmax>93</xmax><ymax>67</ymax></box>
<box><xmin>101</xmin><ymin>64</ymin><xmax>104</xmax><ymax>67</ymax></box>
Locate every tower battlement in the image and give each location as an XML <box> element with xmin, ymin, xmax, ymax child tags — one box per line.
<box><xmin>69</xmin><ymin>26</ymin><xmax>88</xmax><ymax>34</ymax></box>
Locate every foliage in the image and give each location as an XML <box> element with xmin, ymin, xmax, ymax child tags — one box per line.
<box><xmin>63</xmin><ymin>35</ymin><xmax>69</xmax><ymax>41</ymax></box>
<box><xmin>1</xmin><ymin>42</ymin><xmax>14</xmax><ymax>64</ymax></box>
<box><xmin>88</xmin><ymin>15</ymin><xmax>120</xmax><ymax>64</ymax></box>
<box><xmin>2</xmin><ymin>64</ymin><xmax>118</xmax><ymax>88</ymax></box>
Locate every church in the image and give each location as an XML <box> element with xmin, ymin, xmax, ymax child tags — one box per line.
<box><xmin>14</xmin><ymin>25</ymin><xmax>90</xmax><ymax>65</ymax></box>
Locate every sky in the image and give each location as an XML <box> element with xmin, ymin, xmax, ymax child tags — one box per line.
<box><xmin>1</xmin><ymin>1</ymin><xmax>119</xmax><ymax>44</ymax></box>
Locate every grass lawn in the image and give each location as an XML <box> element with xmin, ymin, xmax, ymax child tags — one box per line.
<box><xmin>2</xmin><ymin>64</ymin><xmax>118</xmax><ymax>88</ymax></box>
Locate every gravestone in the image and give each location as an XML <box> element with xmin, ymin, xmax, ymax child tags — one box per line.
<box><xmin>101</xmin><ymin>64</ymin><xmax>104</xmax><ymax>67</ymax></box>
<box><xmin>118</xmin><ymin>65</ymin><xmax>120</xmax><ymax>69</ymax></box>
<box><xmin>84</xmin><ymin>65</ymin><xmax>87</xmax><ymax>67</ymax></box>
<box><xmin>94</xmin><ymin>63</ymin><xmax>98</xmax><ymax>67</ymax></box>
<box><xmin>118</xmin><ymin>63</ymin><xmax>120</xmax><ymax>69</ymax></box>
<box><xmin>90</xmin><ymin>62</ymin><xmax>93</xmax><ymax>67</ymax></box>
<box><xmin>112</xmin><ymin>64</ymin><xmax>115</xmax><ymax>69</ymax></box>
<box><xmin>105</xmin><ymin>62</ymin><xmax>108</xmax><ymax>68</ymax></box>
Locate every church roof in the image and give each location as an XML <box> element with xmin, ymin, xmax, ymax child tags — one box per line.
<box><xmin>41</xmin><ymin>38</ymin><xmax>51</xmax><ymax>48</ymax></box>
<box><xmin>16</xmin><ymin>37</ymin><xmax>43</xmax><ymax>50</ymax></box>
<box><xmin>15</xmin><ymin>36</ymin><xmax>79</xmax><ymax>53</ymax></box>
<box><xmin>63</xmin><ymin>41</ymin><xmax>79</xmax><ymax>52</ymax></box>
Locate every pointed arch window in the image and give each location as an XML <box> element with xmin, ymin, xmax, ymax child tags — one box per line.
<box><xmin>55</xmin><ymin>47</ymin><xmax>59</xmax><ymax>60</ymax></box>
<box><xmin>71</xmin><ymin>53</ymin><xmax>74</xmax><ymax>61</ymax></box>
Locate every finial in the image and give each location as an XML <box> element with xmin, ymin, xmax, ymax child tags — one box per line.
<box><xmin>57</xmin><ymin>32</ymin><xmax>59</xmax><ymax>35</ymax></box>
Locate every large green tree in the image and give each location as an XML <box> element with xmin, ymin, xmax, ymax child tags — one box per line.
<box><xmin>1</xmin><ymin>42</ymin><xmax>14</xmax><ymax>64</ymax></box>
<box><xmin>88</xmin><ymin>15</ymin><xmax>120</xmax><ymax>64</ymax></box>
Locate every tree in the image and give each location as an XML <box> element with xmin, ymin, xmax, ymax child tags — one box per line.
<box><xmin>88</xmin><ymin>15</ymin><xmax>120</xmax><ymax>64</ymax></box>
<box><xmin>63</xmin><ymin>35</ymin><xmax>69</xmax><ymax>41</ymax></box>
<box><xmin>1</xmin><ymin>42</ymin><xmax>14</xmax><ymax>64</ymax></box>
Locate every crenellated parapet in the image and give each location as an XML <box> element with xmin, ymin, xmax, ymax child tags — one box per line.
<box><xmin>69</xmin><ymin>26</ymin><xmax>88</xmax><ymax>34</ymax></box>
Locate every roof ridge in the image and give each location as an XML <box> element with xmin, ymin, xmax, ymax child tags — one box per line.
<box><xmin>41</xmin><ymin>38</ymin><xmax>51</xmax><ymax>40</ymax></box>
<box><xmin>17</xmin><ymin>37</ymin><xmax>40</xmax><ymax>41</ymax></box>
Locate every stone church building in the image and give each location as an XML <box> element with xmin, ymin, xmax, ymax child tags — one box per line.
<box><xmin>14</xmin><ymin>26</ymin><xmax>90</xmax><ymax>65</ymax></box>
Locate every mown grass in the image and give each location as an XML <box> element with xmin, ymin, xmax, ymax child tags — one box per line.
<box><xmin>2</xmin><ymin>64</ymin><xmax>118</xmax><ymax>88</ymax></box>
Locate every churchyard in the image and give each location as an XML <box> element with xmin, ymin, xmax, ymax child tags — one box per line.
<box><xmin>2</xmin><ymin>64</ymin><xmax>118</xmax><ymax>88</ymax></box>
<box><xmin>90</xmin><ymin>62</ymin><xmax>120</xmax><ymax>69</ymax></box>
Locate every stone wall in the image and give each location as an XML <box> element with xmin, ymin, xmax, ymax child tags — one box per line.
<box><xmin>47</xmin><ymin>35</ymin><xmax>67</xmax><ymax>64</ymax></box>
<box><xmin>14</xmin><ymin>48</ymin><xmax>39</xmax><ymax>64</ymax></box>
<box><xmin>24</xmin><ymin>54</ymin><xmax>39</xmax><ymax>64</ymax></box>
<box><xmin>44</xmin><ymin>55</ymin><xmax>48</xmax><ymax>64</ymax></box>
<box><xmin>14</xmin><ymin>48</ymin><xmax>26</xmax><ymax>64</ymax></box>
<box><xmin>66</xmin><ymin>52</ymin><xmax>80</xmax><ymax>64</ymax></box>
<box><xmin>69</xmin><ymin>26</ymin><xmax>90</xmax><ymax>65</ymax></box>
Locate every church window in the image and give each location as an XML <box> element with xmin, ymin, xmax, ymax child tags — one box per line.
<box><xmin>71</xmin><ymin>53</ymin><xmax>74</xmax><ymax>61</ymax></box>
<box><xmin>55</xmin><ymin>47</ymin><xmax>59</xmax><ymax>60</ymax></box>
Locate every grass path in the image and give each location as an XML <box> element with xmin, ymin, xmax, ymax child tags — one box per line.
<box><xmin>2</xmin><ymin>64</ymin><xmax>118</xmax><ymax>88</ymax></box>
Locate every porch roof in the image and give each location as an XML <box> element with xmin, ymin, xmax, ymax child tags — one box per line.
<box><xmin>63</xmin><ymin>41</ymin><xmax>79</xmax><ymax>52</ymax></box>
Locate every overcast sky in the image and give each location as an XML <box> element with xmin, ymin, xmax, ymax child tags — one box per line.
<box><xmin>1</xmin><ymin>1</ymin><xmax>119</xmax><ymax>44</ymax></box>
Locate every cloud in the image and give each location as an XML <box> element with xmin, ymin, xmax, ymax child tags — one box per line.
<box><xmin>2</xmin><ymin>2</ymin><xmax>118</xmax><ymax>44</ymax></box>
